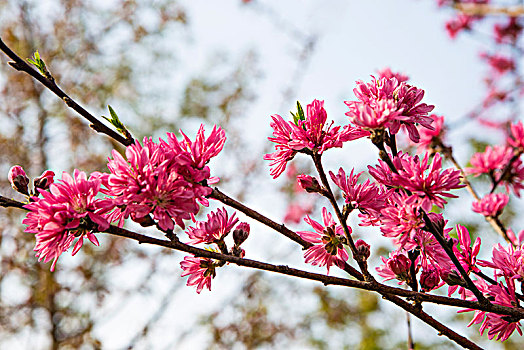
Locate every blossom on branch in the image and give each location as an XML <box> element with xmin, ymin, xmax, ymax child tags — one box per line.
<box><xmin>462</xmin><ymin>279</ymin><xmax>523</xmax><ymax>342</ymax></box>
<box><xmin>8</xmin><ymin>165</ymin><xmax>29</xmax><ymax>195</ymax></box>
<box><xmin>472</xmin><ymin>193</ymin><xmax>509</xmax><ymax>217</ymax></box>
<box><xmin>376</xmin><ymin>250</ymin><xmax>416</xmax><ymax>285</ymax></box>
<box><xmin>369</xmin><ymin>152</ymin><xmax>465</xmax><ymax>211</ymax></box>
<box><xmin>468</xmin><ymin>145</ymin><xmax>524</xmax><ymax>196</ymax></box>
<box><xmin>180</xmin><ymin>256</ymin><xmax>216</xmax><ymax>293</ymax></box>
<box><xmin>264</xmin><ymin>99</ymin><xmax>367</xmax><ymax>178</ymax></box>
<box><xmin>23</xmin><ymin>170</ymin><xmax>109</xmax><ymax>271</ymax></box>
<box><xmin>329</xmin><ymin>167</ymin><xmax>388</xmax><ymax>224</ymax></box>
<box><xmin>185</xmin><ymin>207</ymin><xmax>239</xmax><ymax>244</ymax></box>
<box><xmin>297</xmin><ymin>207</ymin><xmax>349</xmax><ymax>273</ymax></box>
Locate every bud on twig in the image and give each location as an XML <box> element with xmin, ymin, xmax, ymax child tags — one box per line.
<box><xmin>233</xmin><ymin>222</ymin><xmax>250</xmax><ymax>246</ymax></box>
<box><xmin>297</xmin><ymin>174</ymin><xmax>321</xmax><ymax>193</ymax></box>
<box><xmin>420</xmin><ymin>267</ymin><xmax>440</xmax><ymax>292</ymax></box>
<box><xmin>8</xmin><ymin>165</ymin><xmax>29</xmax><ymax>195</ymax></box>
<box><xmin>355</xmin><ymin>239</ymin><xmax>370</xmax><ymax>261</ymax></box>
<box><xmin>33</xmin><ymin>170</ymin><xmax>55</xmax><ymax>191</ymax></box>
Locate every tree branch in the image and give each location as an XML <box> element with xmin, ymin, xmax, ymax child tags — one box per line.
<box><xmin>0</xmin><ymin>37</ymin><xmax>133</xmax><ymax>147</ymax></box>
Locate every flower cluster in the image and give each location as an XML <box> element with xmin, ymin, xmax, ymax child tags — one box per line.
<box><xmin>369</xmin><ymin>151</ymin><xmax>465</xmax><ymax>211</ymax></box>
<box><xmin>100</xmin><ymin>125</ymin><xmax>225</xmax><ymax>230</ymax></box>
<box><xmin>344</xmin><ymin>76</ymin><xmax>435</xmax><ymax>142</ymax></box>
<box><xmin>11</xmin><ymin>62</ymin><xmax>524</xmax><ymax>346</ymax></box>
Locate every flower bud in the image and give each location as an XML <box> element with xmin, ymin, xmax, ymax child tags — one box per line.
<box><xmin>387</xmin><ymin>254</ymin><xmax>411</xmax><ymax>282</ymax></box>
<box><xmin>355</xmin><ymin>239</ymin><xmax>370</xmax><ymax>261</ymax></box>
<box><xmin>420</xmin><ymin>267</ymin><xmax>440</xmax><ymax>292</ymax></box>
<box><xmin>233</xmin><ymin>222</ymin><xmax>250</xmax><ymax>246</ymax></box>
<box><xmin>33</xmin><ymin>170</ymin><xmax>55</xmax><ymax>191</ymax></box>
<box><xmin>297</xmin><ymin>174</ymin><xmax>321</xmax><ymax>193</ymax></box>
<box><xmin>8</xmin><ymin>165</ymin><xmax>29</xmax><ymax>195</ymax></box>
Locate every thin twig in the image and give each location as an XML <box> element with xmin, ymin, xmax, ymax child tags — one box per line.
<box><xmin>0</xmin><ymin>37</ymin><xmax>133</xmax><ymax>147</ymax></box>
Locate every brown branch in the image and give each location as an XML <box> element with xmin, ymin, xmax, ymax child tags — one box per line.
<box><xmin>422</xmin><ymin>211</ymin><xmax>488</xmax><ymax>305</ymax></box>
<box><xmin>210</xmin><ymin>187</ymin><xmax>364</xmax><ymax>280</ymax></box>
<box><xmin>454</xmin><ymin>4</ymin><xmax>524</xmax><ymax>17</ymax></box>
<box><xmin>0</xmin><ymin>195</ymin><xmax>28</xmax><ymax>210</ymax></box>
<box><xmin>208</xmin><ymin>187</ymin><xmax>484</xmax><ymax>347</ymax></box>
<box><xmin>104</xmin><ymin>225</ymin><xmax>524</xmax><ymax>318</ymax></box>
<box><xmin>0</xmin><ymin>37</ymin><xmax>133</xmax><ymax>147</ymax></box>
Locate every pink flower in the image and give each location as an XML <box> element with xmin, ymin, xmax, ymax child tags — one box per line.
<box><xmin>445</xmin><ymin>14</ymin><xmax>474</xmax><ymax>39</ymax></box>
<box><xmin>180</xmin><ymin>256</ymin><xmax>216</xmax><ymax>293</ymax></box>
<box><xmin>233</xmin><ymin>222</ymin><xmax>250</xmax><ymax>246</ymax></box>
<box><xmin>185</xmin><ymin>207</ymin><xmax>239</xmax><ymax>244</ymax></box>
<box><xmin>297</xmin><ymin>174</ymin><xmax>320</xmax><ymax>193</ymax></box>
<box><xmin>355</xmin><ymin>239</ymin><xmax>371</xmax><ymax>261</ymax></box>
<box><xmin>462</xmin><ymin>280</ymin><xmax>523</xmax><ymax>341</ymax></box>
<box><xmin>480</xmin><ymin>281</ymin><xmax>523</xmax><ymax>341</ymax></box>
<box><xmin>468</xmin><ymin>145</ymin><xmax>512</xmax><ymax>177</ymax></box>
<box><xmin>481</xmin><ymin>53</ymin><xmax>515</xmax><ymax>75</ymax></box>
<box><xmin>8</xmin><ymin>165</ymin><xmax>29</xmax><ymax>195</ymax></box>
<box><xmin>472</xmin><ymin>193</ymin><xmax>509</xmax><ymax>217</ymax></box>
<box><xmin>467</xmin><ymin>145</ymin><xmax>524</xmax><ymax>196</ymax></box>
<box><xmin>329</xmin><ymin>167</ymin><xmax>388</xmax><ymax>219</ymax></box>
<box><xmin>379</xmin><ymin>192</ymin><xmax>425</xmax><ymax>246</ymax></box>
<box><xmin>454</xmin><ymin>225</ymin><xmax>481</xmax><ymax>273</ymax></box>
<box><xmin>407</xmin><ymin>221</ymin><xmax>452</xmax><ymax>270</ymax></box>
<box><xmin>22</xmin><ymin>170</ymin><xmax>109</xmax><ymax>271</ymax></box>
<box><xmin>297</xmin><ymin>207</ymin><xmax>349</xmax><ymax>273</ymax></box>
<box><xmin>508</xmin><ymin>121</ymin><xmax>524</xmax><ymax>150</ymax></box>
<box><xmin>507</xmin><ymin>228</ymin><xmax>524</xmax><ymax>246</ymax></box>
<box><xmin>265</xmin><ymin>100</ymin><xmax>367</xmax><ymax>178</ymax></box>
<box><xmin>417</xmin><ymin>114</ymin><xmax>445</xmax><ymax>150</ymax></box>
<box><xmin>478</xmin><ymin>243</ymin><xmax>524</xmax><ymax>281</ymax></box>
<box><xmin>164</xmin><ymin>124</ymin><xmax>226</xmax><ymax>184</ymax></box>
<box><xmin>101</xmin><ymin>126</ymin><xmax>223</xmax><ymax>230</ymax></box>
<box><xmin>494</xmin><ymin>18</ymin><xmax>522</xmax><ymax>44</ymax></box>
<box><xmin>369</xmin><ymin>152</ymin><xmax>465</xmax><ymax>211</ymax></box>
<box><xmin>376</xmin><ymin>67</ymin><xmax>409</xmax><ymax>83</ymax></box>
<box><xmin>345</xmin><ymin>76</ymin><xmax>434</xmax><ymax>143</ymax></box>
<box><xmin>420</xmin><ymin>267</ymin><xmax>441</xmax><ymax>292</ymax></box>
